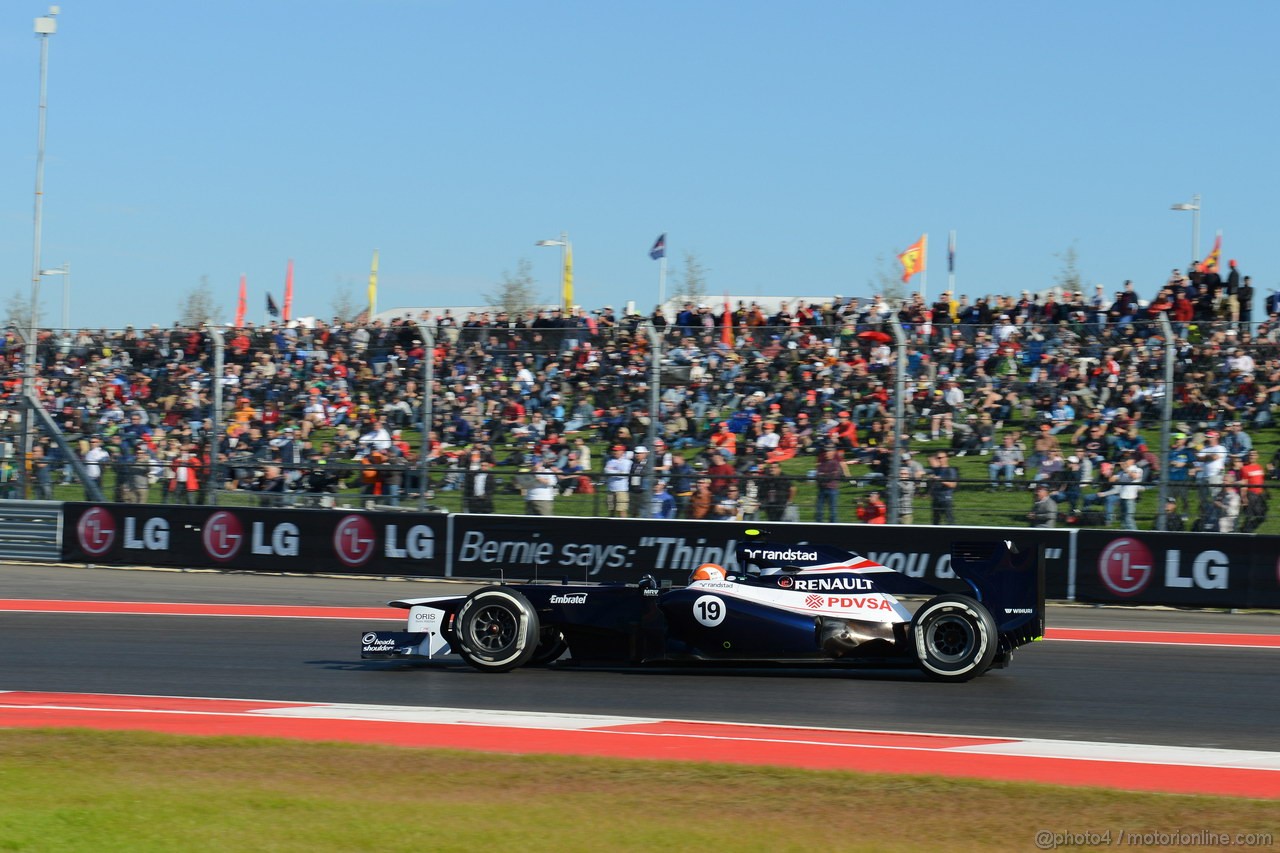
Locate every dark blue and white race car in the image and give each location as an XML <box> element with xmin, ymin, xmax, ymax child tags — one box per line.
<box><xmin>360</xmin><ymin>534</ymin><xmax>1044</xmax><ymax>682</ymax></box>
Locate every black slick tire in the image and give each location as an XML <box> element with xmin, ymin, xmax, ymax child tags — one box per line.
<box><xmin>911</xmin><ymin>594</ymin><xmax>998</xmax><ymax>682</ymax></box>
<box><xmin>454</xmin><ymin>588</ymin><xmax>539</xmax><ymax>673</ymax></box>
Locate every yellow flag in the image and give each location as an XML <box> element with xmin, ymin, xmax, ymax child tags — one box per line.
<box><xmin>562</xmin><ymin>242</ymin><xmax>574</xmax><ymax>311</ymax></box>
<box><xmin>368</xmin><ymin>249</ymin><xmax>379</xmax><ymax>316</ymax></box>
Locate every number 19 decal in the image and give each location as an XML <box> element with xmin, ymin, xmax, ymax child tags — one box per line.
<box><xmin>693</xmin><ymin>595</ymin><xmax>726</xmax><ymax>627</ymax></box>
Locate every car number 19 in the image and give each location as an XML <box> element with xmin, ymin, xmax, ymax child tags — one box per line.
<box><xmin>693</xmin><ymin>595</ymin><xmax>726</xmax><ymax>627</ymax></box>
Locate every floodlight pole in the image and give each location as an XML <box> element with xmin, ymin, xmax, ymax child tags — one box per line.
<box><xmin>24</xmin><ymin>6</ymin><xmax>59</xmax><ymax>499</ymax></box>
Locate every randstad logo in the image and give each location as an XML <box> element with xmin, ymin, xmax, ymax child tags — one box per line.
<box><xmin>745</xmin><ymin>547</ymin><xmax>818</xmax><ymax>562</ymax></box>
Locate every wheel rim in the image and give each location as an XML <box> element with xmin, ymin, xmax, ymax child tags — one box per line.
<box><xmin>469</xmin><ymin>605</ymin><xmax>518</xmax><ymax>653</ymax></box>
<box><xmin>925</xmin><ymin>614</ymin><xmax>976</xmax><ymax>663</ymax></box>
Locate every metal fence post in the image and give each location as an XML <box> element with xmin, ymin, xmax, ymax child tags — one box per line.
<box><xmin>887</xmin><ymin>315</ymin><xmax>907</xmax><ymax>523</ymax></box>
<box><xmin>208</xmin><ymin>327</ymin><xmax>225</xmax><ymax>505</ymax></box>
<box><xmin>1155</xmin><ymin>312</ymin><xmax>1174</xmax><ymax>530</ymax></box>
<box><xmin>416</xmin><ymin>322</ymin><xmax>435</xmax><ymax>511</ymax></box>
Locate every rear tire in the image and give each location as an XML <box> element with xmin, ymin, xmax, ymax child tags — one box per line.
<box><xmin>454</xmin><ymin>588</ymin><xmax>539</xmax><ymax>673</ymax></box>
<box><xmin>912</xmin><ymin>594</ymin><xmax>998</xmax><ymax>682</ymax></box>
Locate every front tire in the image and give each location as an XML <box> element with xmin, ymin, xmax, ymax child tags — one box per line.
<box><xmin>912</xmin><ymin>594</ymin><xmax>998</xmax><ymax>682</ymax></box>
<box><xmin>454</xmin><ymin>588</ymin><xmax>539</xmax><ymax>673</ymax></box>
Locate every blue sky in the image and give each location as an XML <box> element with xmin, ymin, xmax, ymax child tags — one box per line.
<box><xmin>0</xmin><ymin>1</ymin><xmax>1275</xmax><ymax>329</ymax></box>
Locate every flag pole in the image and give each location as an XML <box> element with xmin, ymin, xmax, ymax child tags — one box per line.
<box><xmin>658</xmin><ymin>253</ymin><xmax>667</xmax><ymax>316</ymax></box>
<box><xmin>947</xmin><ymin>230</ymin><xmax>956</xmax><ymax>299</ymax></box>
<box><xmin>920</xmin><ymin>233</ymin><xmax>928</xmax><ymax>303</ymax></box>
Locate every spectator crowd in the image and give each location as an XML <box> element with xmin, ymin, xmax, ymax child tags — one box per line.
<box><xmin>4</xmin><ymin>254</ymin><xmax>1278</xmax><ymax>532</ymax></box>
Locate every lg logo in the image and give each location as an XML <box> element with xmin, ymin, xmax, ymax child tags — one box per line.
<box><xmin>77</xmin><ymin>507</ymin><xmax>116</xmax><ymax>557</ymax></box>
<box><xmin>334</xmin><ymin>515</ymin><xmax>377</xmax><ymax>567</ymax></box>
<box><xmin>202</xmin><ymin>511</ymin><xmax>244</xmax><ymax>562</ymax></box>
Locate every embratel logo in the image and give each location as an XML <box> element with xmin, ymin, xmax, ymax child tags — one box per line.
<box><xmin>77</xmin><ymin>507</ymin><xmax>116</xmax><ymax>557</ymax></box>
<box><xmin>334</xmin><ymin>515</ymin><xmax>377</xmax><ymax>567</ymax></box>
<box><xmin>1098</xmin><ymin>538</ymin><xmax>1154</xmax><ymax>597</ymax></box>
<box><xmin>202</xmin><ymin>511</ymin><xmax>245</xmax><ymax>563</ymax></box>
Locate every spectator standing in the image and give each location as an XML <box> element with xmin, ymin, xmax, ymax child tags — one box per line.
<box><xmin>1196</xmin><ymin>429</ymin><xmax>1228</xmax><ymax>509</ymax></box>
<box><xmin>30</xmin><ymin>445</ymin><xmax>53</xmax><ymax>501</ymax></box>
<box><xmin>667</xmin><ymin>454</ymin><xmax>695</xmax><ymax>517</ymax></box>
<box><xmin>814</xmin><ymin>446</ymin><xmax>850</xmax><ymax>523</ymax></box>
<box><xmin>1027</xmin><ymin>483</ymin><xmax>1057</xmax><ymax>528</ymax></box>
<box><xmin>927</xmin><ymin>451</ymin><xmax>958</xmax><ymax>525</ymax></box>
<box><xmin>1214</xmin><ymin>484</ymin><xmax>1241</xmax><ymax>533</ymax></box>
<box><xmin>628</xmin><ymin>446</ymin><xmax>653</xmax><ymax>517</ymax></box>
<box><xmin>713</xmin><ymin>483</ymin><xmax>743</xmax><ymax>521</ymax></box>
<box><xmin>649</xmin><ymin>480</ymin><xmax>677</xmax><ymax>519</ymax></box>
<box><xmin>689</xmin><ymin>477</ymin><xmax>714</xmax><ymax>520</ymax></box>
<box><xmin>603</xmin><ymin>444</ymin><xmax>632</xmax><ymax>518</ymax></box>
<box><xmin>759</xmin><ymin>461</ymin><xmax>795</xmax><ymax>522</ymax></box>
<box><xmin>82</xmin><ymin>436</ymin><xmax>110</xmax><ymax>498</ymax></box>
<box><xmin>1160</xmin><ymin>496</ymin><xmax>1187</xmax><ymax>531</ymax></box>
<box><xmin>896</xmin><ymin>467</ymin><xmax>917</xmax><ymax>525</ymax></box>
<box><xmin>120</xmin><ymin>447</ymin><xmax>154</xmax><ymax>504</ymax></box>
<box><xmin>988</xmin><ymin>434</ymin><xmax>1022</xmax><ymax>489</ymax></box>
<box><xmin>855</xmin><ymin>490</ymin><xmax>887</xmax><ymax>524</ymax></box>
<box><xmin>1166</xmin><ymin>432</ymin><xmax>1195</xmax><ymax>511</ymax></box>
<box><xmin>524</xmin><ymin>458</ymin><xmax>558</xmax><ymax>516</ymax></box>
<box><xmin>1117</xmin><ymin>454</ymin><xmax>1144</xmax><ymax>531</ymax></box>
<box><xmin>463</xmin><ymin>459</ymin><xmax>496</xmax><ymax>514</ymax></box>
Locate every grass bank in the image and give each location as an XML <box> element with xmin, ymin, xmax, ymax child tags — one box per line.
<box><xmin>0</xmin><ymin>730</ymin><xmax>1274</xmax><ymax>852</ymax></box>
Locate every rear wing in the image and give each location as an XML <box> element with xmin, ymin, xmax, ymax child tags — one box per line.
<box><xmin>950</xmin><ymin>540</ymin><xmax>1045</xmax><ymax>646</ymax></box>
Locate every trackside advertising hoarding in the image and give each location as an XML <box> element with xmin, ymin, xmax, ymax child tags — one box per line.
<box><xmin>60</xmin><ymin>503</ymin><xmax>1280</xmax><ymax>608</ymax></box>
<box><xmin>61</xmin><ymin>503</ymin><xmax>448</xmax><ymax>577</ymax></box>
<box><xmin>1075</xmin><ymin>530</ymin><xmax>1280</xmax><ymax>609</ymax></box>
<box><xmin>445</xmin><ymin>515</ymin><xmax>1072</xmax><ymax>598</ymax></box>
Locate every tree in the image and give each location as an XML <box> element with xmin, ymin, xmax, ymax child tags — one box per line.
<box><xmin>674</xmin><ymin>250</ymin><xmax>708</xmax><ymax>305</ymax></box>
<box><xmin>331</xmin><ymin>283</ymin><xmax>358</xmax><ymax>322</ymax></box>
<box><xmin>177</xmin><ymin>276</ymin><xmax>223</xmax><ymax>327</ymax></box>
<box><xmin>867</xmin><ymin>252</ymin><xmax>907</xmax><ymax>303</ymax></box>
<box><xmin>1054</xmin><ymin>241</ymin><xmax>1083</xmax><ymax>295</ymax></box>
<box><xmin>4</xmin><ymin>289</ymin><xmax>43</xmax><ymax>332</ymax></box>
<box><xmin>484</xmin><ymin>258</ymin><xmax>541</xmax><ymax>316</ymax></box>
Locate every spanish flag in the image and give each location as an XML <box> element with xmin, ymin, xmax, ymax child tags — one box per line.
<box><xmin>368</xmin><ymin>249</ymin><xmax>379</xmax><ymax>316</ymax></box>
<box><xmin>898</xmin><ymin>234</ymin><xmax>927</xmax><ymax>283</ymax></box>
<box><xmin>1199</xmin><ymin>234</ymin><xmax>1221</xmax><ymax>274</ymax></box>
<box><xmin>562</xmin><ymin>242</ymin><xmax>574</xmax><ymax>311</ymax></box>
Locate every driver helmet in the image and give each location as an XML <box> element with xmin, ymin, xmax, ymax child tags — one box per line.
<box><xmin>690</xmin><ymin>563</ymin><xmax>727</xmax><ymax>583</ymax></box>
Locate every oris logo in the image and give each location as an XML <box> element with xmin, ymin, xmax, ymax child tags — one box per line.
<box><xmin>77</xmin><ymin>507</ymin><xmax>117</xmax><ymax>557</ymax></box>
<box><xmin>776</xmin><ymin>576</ymin><xmax>794</xmax><ymax>588</ymax></box>
<box><xmin>1098</xmin><ymin>538</ymin><xmax>1154</xmax><ymax>597</ymax></box>
<box><xmin>334</xmin><ymin>515</ymin><xmax>377</xmax><ymax>567</ymax></box>
<box><xmin>202</xmin><ymin>511</ymin><xmax>245</xmax><ymax>562</ymax></box>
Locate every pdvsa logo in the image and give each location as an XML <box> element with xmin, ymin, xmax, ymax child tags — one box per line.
<box><xmin>202</xmin><ymin>511</ymin><xmax>245</xmax><ymax>562</ymax></box>
<box><xmin>77</xmin><ymin>507</ymin><xmax>117</xmax><ymax>557</ymax></box>
<box><xmin>1098</xmin><ymin>538</ymin><xmax>1154</xmax><ymax>597</ymax></box>
<box><xmin>334</xmin><ymin>515</ymin><xmax>377</xmax><ymax>567</ymax></box>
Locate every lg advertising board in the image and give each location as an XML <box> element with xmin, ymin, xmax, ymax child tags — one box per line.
<box><xmin>1076</xmin><ymin>530</ymin><xmax>1280</xmax><ymax>608</ymax></box>
<box><xmin>62</xmin><ymin>503</ymin><xmax>447</xmax><ymax>576</ymax></box>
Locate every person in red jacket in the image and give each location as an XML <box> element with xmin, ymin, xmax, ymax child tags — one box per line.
<box><xmin>855</xmin><ymin>490</ymin><xmax>887</xmax><ymax>524</ymax></box>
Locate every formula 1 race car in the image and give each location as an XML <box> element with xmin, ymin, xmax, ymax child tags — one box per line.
<box><xmin>360</xmin><ymin>535</ymin><xmax>1044</xmax><ymax>682</ymax></box>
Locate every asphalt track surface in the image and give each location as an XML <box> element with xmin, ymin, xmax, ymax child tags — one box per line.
<box><xmin>3</xmin><ymin>564</ymin><xmax>1278</xmax><ymax>752</ymax></box>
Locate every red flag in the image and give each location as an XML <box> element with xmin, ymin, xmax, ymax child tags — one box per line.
<box><xmin>283</xmin><ymin>259</ymin><xmax>294</xmax><ymax>322</ymax></box>
<box><xmin>897</xmin><ymin>234</ymin><xmax>927</xmax><ymax>283</ymax></box>
<box><xmin>1199</xmin><ymin>234</ymin><xmax>1222</xmax><ymax>274</ymax></box>
<box><xmin>235</xmin><ymin>274</ymin><xmax>247</xmax><ymax>327</ymax></box>
<box><xmin>722</xmin><ymin>293</ymin><xmax>733</xmax><ymax>346</ymax></box>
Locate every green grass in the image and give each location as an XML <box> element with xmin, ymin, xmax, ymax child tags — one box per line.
<box><xmin>42</xmin><ymin>419</ymin><xmax>1280</xmax><ymax>532</ymax></box>
<box><xmin>0</xmin><ymin>730</ymin><xmax>1274</xmax><ymax>852</ymax></box>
